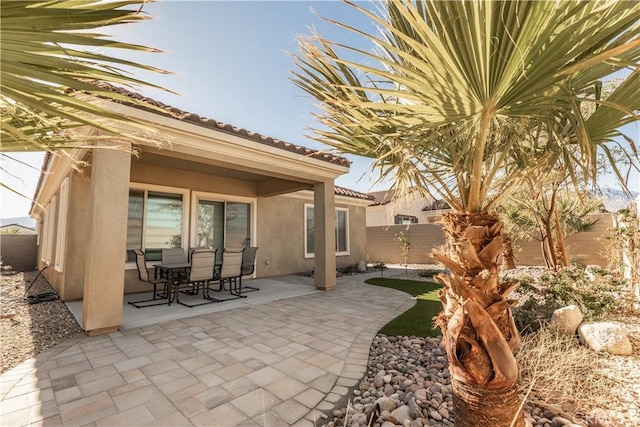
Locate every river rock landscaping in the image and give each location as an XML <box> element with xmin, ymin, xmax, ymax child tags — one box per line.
<box><xmin>321</xmin><ymin>268</ymin><xmax>640</xmax><ymax>427</ymax></box>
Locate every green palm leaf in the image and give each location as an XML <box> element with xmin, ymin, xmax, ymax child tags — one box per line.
<box><xmin>292</xmin><ymin>0</ymin><xmax>640</xmax><ymax>213</ymax></box>
<box><xmin>0</xmin><ymin>0</ymin><xmax>173</xmax><ymax>153</ymax></box>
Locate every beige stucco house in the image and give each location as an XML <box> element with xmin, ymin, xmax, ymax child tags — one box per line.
<box><xmin>29</xmin><ymin>86</ymin><xmax>372</xmax><ymax>335</ymax></box>
<box><xmin>366</xmin><ymin>188</ymin><xmax>451</xmax><ymax>226</ymax></box>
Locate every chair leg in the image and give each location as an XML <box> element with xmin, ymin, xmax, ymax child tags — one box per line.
<box><xmin>179</xmin><ymin>281</ymin><xmax>222</xmax><ymax>307</ymax></box>
<box><xmin>128</xmin><ymin>283</ymin><xmax>169</xmax><ymax>308</ymax></box>
<box><xmin>229</xmin><ymin>277</ymin><xmax>247</xmax><ymax>299</ymax></box>
<box><xmin>238</xmin><ymin>276</ymin><xmax>259</xmax><ymax>294</ymax></box>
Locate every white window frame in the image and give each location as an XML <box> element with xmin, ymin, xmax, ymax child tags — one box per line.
<box><xmin>335</xmin><ymin>207</ymin><xmax>350</xmax><ymax>256</ymax></box>
<box><xmin>304</xmin><ymin>204</ymin><xmax>350</xmax><ymax>258</ymax></box>
<box><xmin>40</xmin><ymin>207</ymin><xmax>48</xmax><ymax>262</ymax></box>
<box><xmin>54</xmin><ymin>178</ymin><xmax>69</xmax><ymax>272</ymax></box>
<box><xmin>125</xmin><ymin>183</ymin><xmax>190</xmax><ymax>270</ymax></box>
<box><xmin>189</xmin><ymin>191</ymin><xmax>257</xmax><ymax>252</ymax></box>
<box><xmin>44</xmin><ymin>196</ymin><xmax>57</xmax><ymax>265</ymax></box>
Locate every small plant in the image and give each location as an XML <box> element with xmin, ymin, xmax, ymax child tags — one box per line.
<box><xmin>337</xmin><ymin>263</ymin><xmax>360</xmax><ymax>275</ymax></box>
<box><xmin>394</xmin><ymin>231</ymin><xmax>411</xmax><ymax>273</ymax></box>
<box><xmin>603</xmin><ymin>209</ymin><xmax>640</xmax><ymax>301</ymax></box>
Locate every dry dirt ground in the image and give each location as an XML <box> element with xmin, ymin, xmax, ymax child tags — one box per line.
<box><xmin>1</xmin><ymin>270</ymin><xmax>83</xmax><ymax>374</ymax></box>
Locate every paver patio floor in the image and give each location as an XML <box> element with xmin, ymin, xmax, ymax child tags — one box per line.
<box><xmin>0</xmin><ymin>272</ymin><xmax>414</xmax><ymax>426</ymax></box>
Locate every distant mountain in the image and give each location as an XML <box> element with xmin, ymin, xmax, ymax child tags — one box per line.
<box><xmin>0</xmin><ymin>216</ymin><xmax>35</xmax><ymax>228</ymax></box>
<box><xmin>593</xmin><ymin>187</ymin><xmax>639</xmax><ymax>213</ymax></box>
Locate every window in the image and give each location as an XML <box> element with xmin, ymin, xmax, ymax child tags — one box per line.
<box><xmin>394</xmin><ymin>214</ymin><xmax>418</xmax><ymax>224</ymax></box>
<box><xmin>304</xmin><ymin>204</ymin><xmax>350</xmax><ymax>257</ymax></box>
<box><xmin>126</xmin><ymin>184</ymin><xmax>189</xmax><ymax>263</ymax></box>
<box><xmin>54</xmin><ymin>178</ymin><xmax>69</xmax><ymax>272</ymax></box>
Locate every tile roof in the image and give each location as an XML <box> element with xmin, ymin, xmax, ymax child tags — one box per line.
<box><xmin>367</xmin><ymin>189</ymin><xmax>398</xmax><ymax>206</ymax></box>
<box><xmin>78</xmin><ymin>82</ymin><xmax>350</xmax><ymax>167</ymax></box>
<box><xmin>31</xmin><ymin>83</ymin><xmax>360</xmax><ymax>211</ymax></box>
<box><xmin>422</xmin><ymin>199</ymin><xmax>451</xmax><ymax>211</ymax></box>
<box><xmin>335</xmin><ymin>186</ymin><xmax>375</xmax><ymax>201</ymax></box>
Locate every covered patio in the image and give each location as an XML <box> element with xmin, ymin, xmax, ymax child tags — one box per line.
<box><xmin>30</xmin><ymin>85</ymin><xmax>371</xmax><ymax>336</ymax></box>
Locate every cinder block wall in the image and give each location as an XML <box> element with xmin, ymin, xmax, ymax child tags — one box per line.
<box><xmin>0</xmin><ymin>234</ymin><xmax>38</xmax><ymax>272</ymax></box>
<box><xmin>366</xmin><ymin>223</ymin><xmax>446</xmax><ymax>264</ymax></box>
<box><xmin>366</xmin><ymin>213</ymin><xmax>613</xmax><ymax>267</ymax></box>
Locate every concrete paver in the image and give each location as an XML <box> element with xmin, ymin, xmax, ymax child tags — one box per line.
<box><xmin>1</xmin><ymin>271</ymin><xmax>414</xmax><ymax>426</ymax></box>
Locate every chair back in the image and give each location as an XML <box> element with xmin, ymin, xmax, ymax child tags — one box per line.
<box><xmin>133</xmin><ymin>249</ymin><xmax>150</xmax><ymax>282</ymax></box>
<box><xmin>221</xmin><ymin>249</ymin><xmax>244</xmax><ymax>279</ymax></box>
<box><xmin>189</xmin><ymin>249</ymin><xmax>216</xmax><ymax>282</ymax></box>
<box><xmin>162</xmin><ymin>248</ymin><xmax>185</xmax><ymax>264</ymax></box>
<box><xmin>241</xmin><ymin>247</ymin><xmax>259</xmax><ymax>276</ymax></box>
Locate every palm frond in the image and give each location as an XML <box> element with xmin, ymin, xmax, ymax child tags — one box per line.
<box><xmin>0</xmin><ymin>0</ymin><xmax>174</xmax><ymax>154</ymax></box>
<box><xmin>292</xmin><ymin>0</ymin><xmax>640</xmax><ymax>213</ymax></box>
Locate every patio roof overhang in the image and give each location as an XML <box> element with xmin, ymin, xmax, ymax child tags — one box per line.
<box><xmin>118</xmin><ymin>102</ymin><xmax>350</xmax><ymax>197</ymax></box>
<box><xmin>30</xmin><ymin>96</ymin><xmax>351</xmax><ymax>217</ymax></box>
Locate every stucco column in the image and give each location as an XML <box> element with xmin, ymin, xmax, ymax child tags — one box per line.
<box><xmin>314</xmin><ymin>180</ymin><xmax>336</xmax><ymax>290</ymax></box>
<box><xmin>82</xmin><ymin>146</ymin><xmax>131</xmax><ymax>335</ymax></box>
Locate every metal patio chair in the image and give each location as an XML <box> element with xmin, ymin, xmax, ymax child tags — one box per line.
<box><xmin>173</xmin><ymin>248</ymin><xmax>218</xmax><ymax>307</ymax></box>
<box><xmin>208</xmin><ymin>248</ymin><xmax>245</xmax><ymax>299</ymax></box>
<box><xmin>128</xmin><ymin>249</ymin><xmax>170</xmax><ymax>308</ymax></box>
<box><xmin>162</xmin><ymin>247</ymin><xmax>186</xmax><ymax>264</ymax></box>
<box><xmin>239</xmin><ymin>246</ymin><xmax>259</xmax><ymax>293</ymax></box>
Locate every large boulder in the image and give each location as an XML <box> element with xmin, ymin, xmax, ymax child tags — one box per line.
<box><xmin>551</xmin><ymin>305</ymin><xmax>583</xmax><ymax>335</ymax></box>
<box><xmin>578</xmin><ymin>322</ymin><xmax>632</xmax><ymax>355</ymax></box>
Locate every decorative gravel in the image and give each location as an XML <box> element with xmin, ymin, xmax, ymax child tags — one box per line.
<box><xmin>1</xmin><ymin>270</ymin><xmax>83</xmax><ymax>374</ymax></box>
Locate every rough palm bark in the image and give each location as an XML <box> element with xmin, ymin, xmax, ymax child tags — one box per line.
<box><xmin>501</xmin><ymin>234</ymin><xmax>517</xmax><ymax>270</ymax></box>
<box><xmin>433</xmin><ymin>213</ymin><xmax>523</xmax><ymax>427</ymax></box>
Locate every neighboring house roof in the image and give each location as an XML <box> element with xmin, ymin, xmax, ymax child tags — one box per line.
<box><xmin>368</xmin><ymin>187</ymin><xmax>422</xmax><ymax>206</ymax></box>
<box><xmin>368</xmin><ymin>189</ymin><xmax>401</xmax><ymax>206</ymax></box>
<box><xmin>422</xmin><ymin>199</ymin><xmax>451</xmax><ymax>211</ymax></box>
<box><xmin>0</xmin><ymin>224</ymin><xmax>36</xmax><ymax>234</ymax></box>
<box><xmin>335</xmin><ymin>186</ymin><xmax>375</xmax><ymax>201</ymax></box>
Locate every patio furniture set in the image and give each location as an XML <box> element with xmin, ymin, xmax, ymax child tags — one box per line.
<box><xmin>129</xmin><ymin>246</ymin><xmax>259</xmax><ymax>308</ymax></box>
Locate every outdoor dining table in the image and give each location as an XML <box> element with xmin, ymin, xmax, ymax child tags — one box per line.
<box><xmin>154</xmin><ymin>263</ymin><xmax>190</xmax><ymax>305</ymax></box>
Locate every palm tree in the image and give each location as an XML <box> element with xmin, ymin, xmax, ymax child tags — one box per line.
<box><xmin>1</xmin><ymin>1</ymin><xmax>171</xmax><ymax>179</ymax></box>
<box><xmin>292</xmin><ymin>1</ymin><xmax>639</xmax><ymax>425</ymax></box>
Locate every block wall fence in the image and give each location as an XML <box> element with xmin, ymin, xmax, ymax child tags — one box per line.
<box><xmin>366</xmin><ymin>213</ymin><xmax>613</xmax><ymax>267</ymax></box>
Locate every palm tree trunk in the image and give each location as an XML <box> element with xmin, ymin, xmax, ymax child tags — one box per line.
<box><xmin>433</xmin><ymin>212</ymin><xmax>524</xmax><ymax>427</ymax></box>
<box><xmin>452</xmin><ymin>378</ymin><xmax>524</xmax><ymax>427</ymax></box>
<box><xmin>501</xmin><ymin>234</ymin><xmax>517</xmax><ymax>270</ymax></box>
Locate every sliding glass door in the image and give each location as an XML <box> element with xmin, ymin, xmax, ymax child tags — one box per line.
<box><xmin>225</xmin><ymin>202</ymin><xmax>251</xmax><ymax>249</ymax></box>
<box><xmin>192</xmin><ymin>193</ymin><xmax>254</xmax><ymax>262</ymax></box>
<box><xmin>196</xmin><ymin>200</ymin><xmax>224</xmax><ymax>252</ymax></box>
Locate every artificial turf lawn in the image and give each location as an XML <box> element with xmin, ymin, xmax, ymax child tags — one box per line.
<box><xmin>365</xmin><ymin>277</ymin><xmax>443</xmax><ymax>337</ymax></box>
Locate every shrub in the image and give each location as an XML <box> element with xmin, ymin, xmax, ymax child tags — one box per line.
<box><xmin>511</xmin><ymin>266</ymin><xmax>624</xmax><ymax>333</ymax></box>
<box><xmin>417</xmin><ymin>268</ymin><xmax>444</xmax><ymax>279</ymax></box>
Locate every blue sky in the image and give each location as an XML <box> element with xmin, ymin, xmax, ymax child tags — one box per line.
<box><xmin>1</xmin><ymin>0</ymin><xmax>638</xmax><ymax>219</ymax></box>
